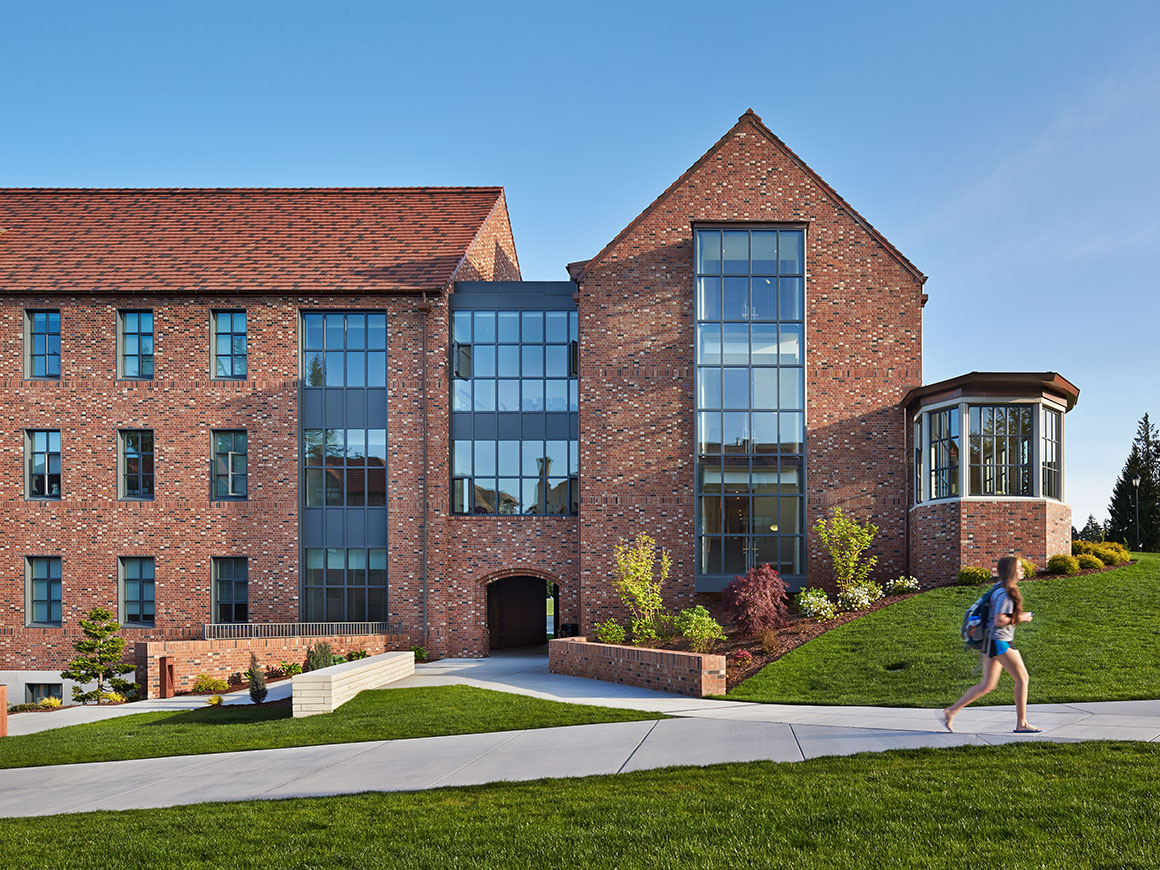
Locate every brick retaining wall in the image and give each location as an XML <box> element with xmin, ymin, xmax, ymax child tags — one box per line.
<box><xmin>135</xmin><ymin>634</ymin><xmax>409</xmax><ymax>699</ymax></box>
<box><xmin>548</xmin><ymin>637</ymin><xmax>725</xmax><ymax>698</ymax></box>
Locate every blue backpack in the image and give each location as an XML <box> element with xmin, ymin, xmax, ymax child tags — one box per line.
<box><xmin>961</xmin><ymin>584</ymin><xmax>999</xmax><ymax>650</ymax></box>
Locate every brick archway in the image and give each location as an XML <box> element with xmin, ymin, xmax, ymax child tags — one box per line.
<box><xmin>477</xmin><ymin>568</ymin><xmax>564</xmax><ymax>652</ymax></box>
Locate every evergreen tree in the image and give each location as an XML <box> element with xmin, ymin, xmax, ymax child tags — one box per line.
<box><xmin>60</xmin><ymin>608</ymin><xmax>139</xmax><ymax>704</ymax></box>
<box><xmin>247</xmin><ymin>652</ymin><xmax>267</xmax><ymax>704</ymax></box>
<box><xmin>1106</xmin><ymin>414</ymin><xmax>1159</xmax><ymax>551</ymax></box>
<box><xmin>1077</xmin><ymin>514</ymin><xmax>1104</xmax><ymax>542</ymax></box>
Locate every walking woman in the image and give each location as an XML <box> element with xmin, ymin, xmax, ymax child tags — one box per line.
<box><xmin>943</xmin><ymin>555</ymin><xmax>1040</xmax><ymax>733</ymax></box>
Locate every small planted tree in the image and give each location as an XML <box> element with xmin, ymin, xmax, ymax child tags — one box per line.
<box><xmin>303</xmin><ymin>641</ymin><xmax>334</xmax><ymax>672</ymax></box>
<box><xmin>60</xmin><ymin>607</ymin><xmax>138</xmax><ymax>705</ymax></box>
<box><xmin>612</xmin><ymin>533</ymin><xmax>672</xmax><ymax>644</ymax></box>
<box><xmin>247</xmin><ymin>652</ymin><xmax>268</xmax><ymax>704</ymax></box>
<box><xmin>813</xmin><ymin>507</ymin><xmax>879</xmax><ymax>592</ymax></box>
<box><xmin>721</xmin><ymin>563</ymin><xmax>791</xmax><ymax>634</ymax></box>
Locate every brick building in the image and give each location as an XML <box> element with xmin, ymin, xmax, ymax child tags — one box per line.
<box><xmin>0</xmin><ymin>111</ymin><xmax>1077</xmax><ymax>702</ymax></box>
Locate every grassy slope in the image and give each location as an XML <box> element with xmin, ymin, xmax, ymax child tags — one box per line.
<box><xmin>730</xmin><ymin>553</ymin><xmax>1160</xmax><ymax>707</ymax></box>
<box><xmin>0</xmin><ymin>742</ymin><xmax>1156</xmax><ymax>869</ymax></box>
<box><xmin>0</xmin><ymin>685</ymin><xmax>661</xmax><ymax>770</ymax></box>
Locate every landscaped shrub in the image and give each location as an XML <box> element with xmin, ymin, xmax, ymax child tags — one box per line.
<box><xmin>7</xmin><ymin>703</ymin><xmax>43</xmax><ymax>714</ymax></box>
<box><xmin>796</xmin><ymin>587</ymin><xmax>837</xmax><ymax>620</ymax></box>
<box><xmin>674</xmin><ymin>606</ymin><xmax>726</xmax><ymax>653</ymax></box>
<box><xmin>956</xmin><ymin>566</ymin><xmax>992</xmax><ymax>586</ymax></box>
<box><xmin>1046</xmin><ymin>553</ymin><xmax>1080</xmax><ymax>575</ymax></box>
<box><xmin>59</xmin><ymin>607</ymin><xmax>139</xmax><ymax>705</ymax></box>
<box><xmin>38</xmin><ymin>696</ymin><xmax>62</xmax><ymax>709</ymax></box>
<box><xmin>835</xmin><ymin>581</ymin><xmax>883</xmax><ymax>613</ymax></box>
<box><xmin>1020</xmin><ymin>558</ymin><xmax>1037</xmax><ymax>578</ymax></box>
<box><xmin>410</xmin><ymin>645</ymin><xmax>428</xmax><ymax>662</ymax></box>
<box><xmin>303</xmin><ymin>642</ymin><xmax>334</xmax><ymax>672</ymax></box>
<box><xmin>1076</xmin><ymin>553</ymin><xmax>1103</xmax><ymax>570</ymax></box>
<box><xmin>191</xmin><ymin>674</ymin><xmax>230</xmax><ymax>694</ymax></box>
<box><xmin>333</xmin><ymin>655</ymin><xmax>348</xmax><ymax>665</ymax></box>
<box><xmin>757</xmin><ymin>629</ymin><xmax>779</xmax><ymax>654</ymax></box>
<box><xmin>279</xmin><ymin>661</ymin><xmax>303</xmax><ymax>676</ymax></box>
<box><xmin>206</xmin><ymin>694</ymin><xmax>223</xmax><ymax>706</ymax></box>
<box><xmin>593</xmin><ymin>619</ymin><xmax>626</xmax><ymax>645</ymax></box>
<box><xmin>1072</xmin><ymin>540</ymin><xmax>1094</xmax><ymax>556</ymax></box>
<box><xmin>100</xmin><ymin>692</ymin><xmax>126</xmax><ymax>704</ymax></box>
<box><xmin>654</xmin><ymin>612</ymin><xmax>678</xmax><ymax>640</ymax></box>
<box><xmin>611</xmin><ymin>533</ymin><xmax>672</xmax><ymax>644</ymax></box>
<box><xmin>721</xmin><ymin>563</ymin><xmax>791</xmax><ymax>633</ymax></box>
<box><xmin>247</xmin><ymin>653</ymin><xmax>268</xmax><ymax>705</ymax></box>
<box><xmin>884</xmin><ymin>575</ymin><xmax>920</xmax><ymax>595</ymax></box>
<box><xmin>347</xmin><ymin>649</ymin><xmax>369</xmax><ymax>661</ymax></box>
<box><xmin>731</xmin><ymin>649</ymin><xmax>754</xmax><ymax>669</ymax></box>
<box><xmin>813</xmin><ymin>507</ymin><xmax>879</xmax><ymax>592</ymax></box>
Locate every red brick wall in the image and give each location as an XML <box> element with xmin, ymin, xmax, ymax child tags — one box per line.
<box><xmin>574</xmin><ymin>115</ymin><xmax>924</xmax><ymax>629</ymax></box>
<box><xmin>549</xmin><ymin>637</ymin><xmax>725</xmax><ymax>697</ymax></box>
<box><xmin>135</xmin><ymin>633</ymin><xmax>409</xmax><ymax>698</ymax></box>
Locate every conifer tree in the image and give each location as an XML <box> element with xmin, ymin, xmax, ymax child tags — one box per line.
<box><xmin>60</xmin><ymin>608</ymin><xmax>139</xmax><ymax>704</ymax></box>
<box><xmin>247</xmin><ymin>652</ymin><xmax>267</xmax><ymax>704</ymax></box>
<box><xmin>1106</xmin><ymin>414</ymin><xmax>1159</xmax><ymax>551</ymax></box>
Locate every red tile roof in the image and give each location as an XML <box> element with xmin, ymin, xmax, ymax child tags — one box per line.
<box><xmin>0</xmin><ymin>187</ymin><xmax>506</xmax><ymax>294</ymax></box>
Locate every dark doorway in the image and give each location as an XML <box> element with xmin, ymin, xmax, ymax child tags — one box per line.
<box><xmin>487</xmin><ymin>576</ymin><xmax>557</xmax><ymax>650</ymax></box>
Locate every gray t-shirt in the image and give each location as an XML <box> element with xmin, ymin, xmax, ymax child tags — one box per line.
<box><xmin>988</xmin><ymin>586</ymin><xmax>1016</xmax><ymax>642</ymax></box>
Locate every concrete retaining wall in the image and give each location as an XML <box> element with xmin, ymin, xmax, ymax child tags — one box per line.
<box><xmin>549</xmin><ymin>637</ymin><xmax>725</xmax><ymax>697</ymax></box>
<box><xmin>291</xmin><ymin>651</ymin><xmax>415</xmax><ymax>718</ymax></box>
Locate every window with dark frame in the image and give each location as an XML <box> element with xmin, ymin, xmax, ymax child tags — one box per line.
<box><xmin>213</xmin><ymin>557</ymin><xmax>248</xmax><ymax>623</ymax></box>
<box><xmin>26</xmin><ymin>683</ymin><xmax>63</xmax><ymax>704</ymax></box>
<box><xmin>302</xmin><ymin>547</ymin><xmax>387</xmax><ymax>622</ymax></box>
<box><xmin>120</xmin><ymin>430</ymin><xmax>155</xmax><ymax>499</ymax></box>
<box><xmin>212</xmin><ymin>430</ymin><xmax>248</xmax><ymax>499</ymax></box>
<box><xmin>120</xmin><ymin>557</ymin><xmax>155</xmax><ymax>626</ymax></box>
<box><xmin>118</xmin><ymin>310</ymin><xmax>154</xmax><ymax>379</ymax></box>
<box><xmin>303</xmin><ymin>428</ymin><xmax>386</xmax><ymax>507</ymax></box>
<box><xmin>27</xmin><ymin>429</ymin><xmax>61</xmax><ymax>498</ymax></box>
<box><xmin>301</xmin><ymin>312</ymin><xmax>386</xmax><ymax>387</ymax></box>
<box><xmin>26</xmin><ymin>310</ymin><xmax>61</xmax><ymax>379</ymax></box>
<box><xmin>968</xmin><ymin>405</ymin><xmax>1032</xmax><ymax>496</ymax></box>
<box><xmin>27</xmin><ymin>556</ymin><xmax>62</xmax><ymax>626</ymax></box>
<box><xmin>694</xmin><ymin>227</ymin><xmax>806</xmax><ymax>579</ymax></box>
<box><xmin>928</xmin><ymin>407</ymin><xmax>960</xmax><ymax>499</ymax></box>
<box><xmin>212</xmin><ymin>310</ymin><xmax>248</xmax><ymax>378</ymax></box>
<box><xmin>1042</xmin><ymin>407</ymin><xmax>1062</xmax><ymax>500</ymax></box>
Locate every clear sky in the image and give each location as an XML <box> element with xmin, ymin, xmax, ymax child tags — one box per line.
<box><xmin>3</xmin><ymin>1</ymin><xmax>1157</xmax><ymax>527</ymax></box>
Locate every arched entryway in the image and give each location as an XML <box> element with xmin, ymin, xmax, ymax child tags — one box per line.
<box><xmin>486</xmin><ymin>574</ymin><xmax>558</xmax><ymax>650</ymax></box>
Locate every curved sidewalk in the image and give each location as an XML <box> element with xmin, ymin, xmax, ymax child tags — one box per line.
<box><xmin>2</xmin><ymin>649</ymin><xmax>1158</xmax><ymax>818</ymax></box>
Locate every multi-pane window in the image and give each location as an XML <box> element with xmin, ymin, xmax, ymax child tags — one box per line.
<box><xmin>969</xmin><ymin>405</ymin><xmax>1032</xmax><ymax>496</ymax></box>
<box><xmin>695</xmin><ymin>228</ymin><xmax>805</xmax><ymax>578</ymax></box>
<box><xmin>27</xmin><ymin>429</ymin><xmax>61</xmax><ymax>498</ymax></box>
<box><xmin>928</xmin><ymin>408</ymin><xmax>960</xmax><ymax>499</ymax></box>
<box><xmin>213</xmin><ymin>557</ymin><xmax>248</xmax><ymax>623</ymax></box>
<box><xmin>302</xmin><ymin>312</ymin><xmax>386</xmax><ymax>387</ymax></box>
<box><xmin>303</xmin><ymin>428</ymin><xmax>387</xmax><ymax>506</ymax></box>
<box><xmin>120</xmin><ymin>430</ymin><xmax>155</xmax><ymax>499</ymax></box>
<box><xmin>27</xmin><ymin>557</ymin><xmax>62</xmax><ymax>626</ymax></box>
<box><xmin>303</xmin><ymin>547</ymin><xmax>387</xmax><ymax>622</ymax></box>
<box><xmin>452</xmin><ymin>439</ymin><xmax>579</xmax><ymax>515</ymax></box>
<box><xmin>26</xmin><ymin>310</ymin><xmax>61</xmax><ymax>379</ymax></box>
<box><xmin>120</xmin><ymin>557</ymin><xmax>155</xmax><ymax>626</ymax></box>
<box><xmin>212</xmin><ymin>311</ymin><xmax>248</xmax><ymax>378</ymax></box>
<box><xmin>118</xmin><ymin>310</ymin><xmax>154</xmax><ymax>379</ymax></box>
<box><xmin>212</xmin><ymin>431</ymin><xmax>248</xmax><ymax>499</ymax></box>
<box><xmin>1042</xmin><ymin>407</ymin><xmax>1062</xmax><ymax>500</ymax></box>
<box><xmin>26</xmin><ymin>683</ymin><xmax>62</xmax><ymax>704</ymax></box>
<box><xmin>452</xmin><ymin>311</ymin><xmax>579</xmax><ymax>413</ymax></box>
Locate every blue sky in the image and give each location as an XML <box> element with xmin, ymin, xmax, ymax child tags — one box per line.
<box><xmin>3</xmin><ymin>1</ymin><xmax>1157</xmax><ymax>527</ymax></box>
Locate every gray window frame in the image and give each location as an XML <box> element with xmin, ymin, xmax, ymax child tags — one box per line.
<box><xmin>928</xmin><ymin>407</ymin><xmax>960</xmax><ymax>499</ymax></box>
<box><xmin>117</xmin><ymin>309</ymin><xmax>154</xmax><ymax>380</ymax></box>
<box><xmin>25</xmin><ymin>309</ymin><xmax>61</xmax><ymax>380</ymax></box>
<box><xmin>211</xmin><ymin>310</ymin><xmax>248</xmax><ymax>380</ymax></box>
<box><xmin>211</xmin><ymin>430</ymin><xmax>248</xmax><ymax>500</ymax></box>
<box><xmin>1042</xmin><ymin>407</ymin><xmax>1062</xmax><ymax>500</ymax></box>
<box><xmin>119</xmin><ymin>429</ymin><xmax>155</xmax><ymax>500</ymax></box>
<box><xmin>213</xmin><ymin>556</ymin><xmax>249</xmax><ymax>624</ymax></box>
<box><xmin>25</xmin><ymin>429</ymin><xmax>62</xmax><ymax>499</ymax></box>
<box><xmin>301</xmin><ymin>311</ymin><xmax>387</xmax><ymax>388</ymax></box>
<box><xmin>303</xmin><ymin>427</ymin><xmax>387</xmax><ymax>507</ymax></box>
<box><xmin>26</xmin><ymin>683</ymin><xmax>63</xmax><ymax>704</ymax></box>
<box><xmin>302</xmin><ymin>547</ymin><xmax>387</xmax><ymax>622</ymax></box>
<box><xmin>968</xmin><ymin>404</ymin><xmax>1033</xmax><ymax>497</ymax></box>
<box><xmin>119</xmin><ymin>556</ymin><xmax>156</xmax><ymax>627</ymax></box>
<box><xmin>26</xmin><ymin>556</ymin><xmax>62</xmax><ymax>627</ymax></box>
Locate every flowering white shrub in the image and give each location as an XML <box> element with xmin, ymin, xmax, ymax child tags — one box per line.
<box><xmin>836</xmin><ymin>580</ymin><xmax>884</xmax><ymax>612</ymax></box>
<box><xmin>795</xmin><ymin>587</ymin><xmax>837</xmax><ymax>620</ymax></box>
<box><xmin>884</xmin><ymin>575</ymin><xmax>920</xmax><ymax>595</ymax></box>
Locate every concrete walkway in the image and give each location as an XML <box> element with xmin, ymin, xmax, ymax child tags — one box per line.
<box><xmin>2</xmin><ymin>648</ymin><xmax>1159</xmax><ymax>818</ymax></box>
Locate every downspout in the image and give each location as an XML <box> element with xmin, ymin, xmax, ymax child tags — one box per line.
<box><xmin>903</xmin><ymin>404</ymin><xmax>910</xmax><ymax>579</ymax></box>
<box><xmin>419</xmin><ymin>292</ymin><xmax>432</xmax><ymax>649</ymax></box>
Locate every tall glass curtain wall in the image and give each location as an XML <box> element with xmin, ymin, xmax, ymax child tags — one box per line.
<box><xmin>451</xmin><ymin>306</ymin><xmax>579</xmax><ymax>515</ymax></box>
<box><xmin>696</xmin><ymin>228</ymin><xmax>805</xmax><ymax>580</ymax></box>
<box><xmin>300</xmin><ymin>312</ymin><xmax>389</xmax><ymax>623</ymax></box>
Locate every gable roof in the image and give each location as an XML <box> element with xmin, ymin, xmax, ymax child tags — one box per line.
<box><xmin>570</xmin><ymin>110</ymin><xmax>926</xmax><ymax>284</ymax></box>
<box><xmin>0</xmin><ymin>187</ymin><xmax>507</xmax><ymax>295</ymax></box>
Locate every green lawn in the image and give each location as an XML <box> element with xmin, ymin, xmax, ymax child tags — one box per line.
<box><xmin>730</xmin><ymin>552</ymin><xmax>1160</xmax><ymax>707</ymax></box>
<box><xmin>1</xmin><ymin>742</ymin><xmax>1156</xmax><ymax>869</ymax></box>
<box><xmin>0</xmin><ymin>685</ymin><xmax>661</xmax><ymax>770</ymax></box>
